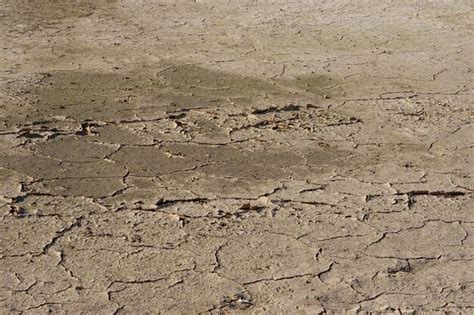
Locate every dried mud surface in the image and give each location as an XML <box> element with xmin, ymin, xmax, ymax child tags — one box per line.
<box><xmin>0</xmin><ymin>0</ymin><xmax>473</xmax><ymax>314</ymax></box>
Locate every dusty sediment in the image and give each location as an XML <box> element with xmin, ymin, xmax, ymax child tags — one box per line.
<box><xmin>0</xmin><ymin>0</ymin><xmax>473</xmax><ymax>313</ymax></box>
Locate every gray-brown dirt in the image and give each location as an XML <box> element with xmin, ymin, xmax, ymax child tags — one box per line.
<box><xmin>0</xmin><ymin>0</ymin><xmax>473</xmax><ymax>313</ymax></box>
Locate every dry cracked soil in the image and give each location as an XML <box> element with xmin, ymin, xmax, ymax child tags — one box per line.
<box><xmin>0</xmin><ymin>0</ymin><xmax>473</xmax><ymax>314</ymax></box>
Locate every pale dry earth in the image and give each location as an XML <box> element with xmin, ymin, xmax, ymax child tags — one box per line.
<box><xmin>0</xmin><ymin>0</ymin><xmax>473</xmax><ymax>314</ymax></box>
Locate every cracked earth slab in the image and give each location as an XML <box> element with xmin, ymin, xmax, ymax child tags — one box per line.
<box><xmin>1</xmin><ymin>0</ymin><xmax>473</xmax><ymax>313</ymax></box>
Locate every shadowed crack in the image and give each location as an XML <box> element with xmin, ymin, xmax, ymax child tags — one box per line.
<box><xmin>35</xmin><ymin>216</ymin><xmax>84</xmax><ymax>257</ymax></box>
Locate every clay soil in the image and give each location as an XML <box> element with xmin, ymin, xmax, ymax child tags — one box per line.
<box><xmin>0</xmin><ymin>0</ymin><xmax>473</xmax><ymax>314</ymax></box>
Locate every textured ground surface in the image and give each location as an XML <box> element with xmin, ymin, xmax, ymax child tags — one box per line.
<box><xmin>1</xmin><ymin>0</ymin><xmax>473</xmax><ymax>313</ymax></box>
